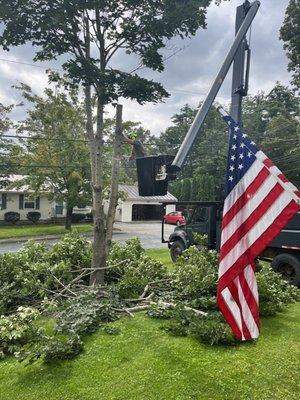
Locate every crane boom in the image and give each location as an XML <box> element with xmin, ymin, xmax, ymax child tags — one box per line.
<box><xmin>171</xmin><ymin>0</ymin><xmax>260</xmax><ymax>171</ymax></box>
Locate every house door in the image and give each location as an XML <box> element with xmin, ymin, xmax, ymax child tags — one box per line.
<box><xmin>132</xmin><ymin>204</ymin><xmax>163</xmax><ymax>221</ymax></box>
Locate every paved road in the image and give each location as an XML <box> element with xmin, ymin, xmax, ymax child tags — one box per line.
<box><xmin>0</xmin><ymin>222</ymin><xmax>175</xmax><ymax>253</ymax></box>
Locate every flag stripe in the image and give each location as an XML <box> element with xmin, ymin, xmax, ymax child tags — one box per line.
<box><xmin>218</xmin><ymin>200</ymin><xmax>300</xmax><ymax>290</ymax></box>
<box><xmin>223</xmin><ymin>160</ymin><xmax>264</xmax><ymax>215</ymax></box>
<box><xmin>219</xmin><ymin>190</ymin><xmax>292</xmax><ymax>277</ymax></box>
<box><xmin>235</xmin><ymin>276</ymin><xmax>259</xmax><ymax>339</ymax></box>
<box><xmin>222</xmin><ymin>167</ymin><xmax>270</xmax><ymax>229</ymax></box>
<box><xmin>239</xmin><ymin>265</ymin><xmax>260</xmax><ymax>329</ymax></box>
<box><xmin>218</xmin><ymin>115</ymin><xmax>300</xmax><ymax>341</ymax></box>
<box><xmin>218</xmin><ymin>288</ymin><xmax>244</xmax><ymax>340</ymax></box>
<box><xmin>220</xmin><ymin>183</ymin><xmax>284</xmax><ymax>259</ymax></box>
<box><xmin>228</xmin><ymin>280</ymin><xmax>252</xmax><ymax>340</ymax></box>
<box><xmin>221</xmin><ymin>173</ymin><xmax>278</xmax><ymax>244</ymax></box>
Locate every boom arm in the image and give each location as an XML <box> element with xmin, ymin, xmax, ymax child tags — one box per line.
<box><xmin>171</xmin><ymin>0</ymin><xmax>260</xmax><ymax>171</ymax></box>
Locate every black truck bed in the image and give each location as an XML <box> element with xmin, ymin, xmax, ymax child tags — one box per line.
<box><xmin>269</xmin><ymin>212</ymin><xmax>300</xmax><ymax>249</ymax></box>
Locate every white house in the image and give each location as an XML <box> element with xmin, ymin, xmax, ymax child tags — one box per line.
<box><xmin>0</xmin><ymin>178</ymin><xmax>177</xmax><ymax>223</ymax></box>
<box><xmin>104</xmin><ymin>184</ymin><xmax>177</xmax><ymax>223</ymax></box>
<box><xmin>0</xmin><ymin>175</ymin><xmax>90</xmax><ymax>222</ymax></box>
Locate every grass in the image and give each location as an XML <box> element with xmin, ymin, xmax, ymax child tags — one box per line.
<box><xmin>0</xmin><ymin>249</ymin><xmax>299</xmax><ymax>400</ymax></box>
<box><xmin>0</xmin><ymin>224</ymin><xmax>93</xmax><ymax>239</ymax></box>
<box><xmin>0</xmin><ymin>306</ymin><xmax>299</xmax><ymax>400</ymax></box>
<box><xmin>146</xmin><ymin>247</ymin><xmax>173</xmax><ymax>269</ymax></box>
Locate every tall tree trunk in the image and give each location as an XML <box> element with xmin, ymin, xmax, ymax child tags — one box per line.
<box><xmin>89</xmin><ymin>98</ymin><xmax>106</xmax><ymax>285</ymax></box>
<box><xmin>65</xmin><ymin>204</ymin><xmax>73</xmax><ymax>230</ymax></box>
<box><xmin>106</xmin><ymin>104</ymin><xmax>123</xmax><ymax>251</ymax></box>
<box><xmin>82</xmin><ymin>16</ymin><xmax>107</xmax><ymax>286</ymax></box>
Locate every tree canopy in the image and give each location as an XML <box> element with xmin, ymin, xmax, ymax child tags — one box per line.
<box><xmin>0</xmin><ymin>103</ymin><xmax>14</xmax><ymax>189</ymax></box>
<box><xmin>280</xmin><ymin>0</ymin><xmax>300</xmax><ymax>90</ymax></box>
<box><xmin>0</xmin><ymin>0</ymin><xmax>215</xmax><ymax>104</ymax></box>
<box><xmin>13</xmin><ymin>85</ymin><xmax>91</xmax><ymax>229</ymax></box>
<box><xmin>156</xmin><ymin>83</ymin><xmax>300</xmax><ymax>201</ymax></box>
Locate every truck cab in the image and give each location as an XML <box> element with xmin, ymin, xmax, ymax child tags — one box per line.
<box><xmin>162</xmin><ymin>202</ymin><xmax>300</xmax><ymax>287</ymax></box>
<box><xmin>161</xmin><ymin>202</ymin><xmax>223</xmax><ymax>260</ymax></box>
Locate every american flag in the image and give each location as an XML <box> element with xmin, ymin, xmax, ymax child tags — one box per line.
<box><xmin>217</xmin><ymin>115</ymin><xmax>300</xmax><ymax>341</ymax></box>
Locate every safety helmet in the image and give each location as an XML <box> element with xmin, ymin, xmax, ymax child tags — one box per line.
<box><xmin>127</xmin><ymin>131</ymin><xmax>138</xmax><ymax>140</ymax></box>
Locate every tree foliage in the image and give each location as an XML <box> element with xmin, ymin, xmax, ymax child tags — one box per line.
<box><xmin>0</xmin><ymin>0</ymin><xmax>214</xmax><ymax>103</ymax></box>
<box><xmin>280</xmin><ymin>0</ymin><xmax>300</xmax><ymax>89</ymax></box>
<box><xmin>156</xmin><ymin>83</ymin><xmax>300</xmax><ymax>201</ymax></box>
<box><xmin>0</xmin><ymin>103</ymin><xmax>14</xmax><ymax>188</ymax></box>
<box><xmin>13</xmin><ymin>85</ymin><xmax>91</xmax><ymax>229</ymax></box>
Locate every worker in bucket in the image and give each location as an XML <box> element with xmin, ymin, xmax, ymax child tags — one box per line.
<box><xmin>123</xmin><ymin>131</ymin><xmax>147</xmax><ymax>160</ymax></box>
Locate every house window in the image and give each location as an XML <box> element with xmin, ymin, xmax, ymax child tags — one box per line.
<box><xmin>55</xmin><ymin>200</ymin><xmax>64</xmax><ymax>215</ymax></box>
<box><xmin>24</xmin><ymin>196</ymin><xmax>36</xmax><ymax>209</ymax></box>
<box><xmin>0</xmin><ymin>193</ymin><xmax>6</xmax><ymax>210</ymax></box>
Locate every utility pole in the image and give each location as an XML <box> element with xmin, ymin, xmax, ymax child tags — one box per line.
<box><xmin>230</xmin><ymin>0</ymin><xmax>252</xmax><ymax>125</ymax></box>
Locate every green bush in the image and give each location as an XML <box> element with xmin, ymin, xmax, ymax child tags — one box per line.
<box><xmin>106</xmin><ymin>238</ymin><xmax>144</xmax><ymax>283</ymax></box>
<box><xmin>190</xmin><ymin>314</ymin><xmax>235</xmax><ymax>345</ymax></box>
<box><xmin>15</xmin><ymin>331</ymin><xmax>83</xmax><ymax>365</ymax></box>
<box><xmin>26</xmin><ymin>211</ymin><xmax>41</xmax><ymax>224</ymax></box>
<box><xmin>50</xmin><ymin>231</ymin><xmax>92</xmax><ymax>271</ymax></box>
<box><xmin>117</xmin><ymin>253</ymin><xmax>168</xmax><ymax>298</ymax></box>
<box><xmin>172</xmin><ymin>246</ymin><xmax>218</xmax><ymax>300</ymax></box>
<box><xmin>162</xmin><ymin>321</ymin><xmax>188</xmax><ymax>337</ymax></box>
<box><xmin>4</xmin><ymin>211</ymin><xmax>20</xmax><ymax>224</ymax></box>
<box><xmin>0</xmin><ymin>235</ymin><xmax>91</xmax><ymax>313</ymax></box>
<box><xmin>55</xmin><ymin>289</ymin><xmax>119</xmax><ymax>335</ymax></box>
<box><xmin>0</xmin><ymin>307</ymin><xmax>42</xmax><ymax>359</ymax></box>
<box><xmin>15</xmin><ymin>290</ymin><xmax>119</xmax><ymax>364</ymax></box>
<box><xmin>71</xmin><ymin>213</ymin><xmax>86</xmax><ymax>223</ymax></box>
<box><xmin>257</xmin><ymin>263</ymin><xmax>300</xmax><ymax>316</ymax></box>
<box><xmin>147</xmin><ymin>302</ymin><xmax>173</xmax><ymax>319</ymax></box>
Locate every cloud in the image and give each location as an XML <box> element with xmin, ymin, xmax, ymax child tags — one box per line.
<box><xmin>0</xmin><ymin>0</ymin><xmax>291</xmax><ymax>135</ymax></box>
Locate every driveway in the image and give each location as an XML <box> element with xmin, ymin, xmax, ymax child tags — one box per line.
<box><xmin>0</xmin><ymin>221</ymin><xmax>175</xmax><ymax>253</ymax></box>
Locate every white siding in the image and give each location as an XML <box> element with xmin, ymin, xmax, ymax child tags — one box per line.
<box><xmin>0</xmin><ymin>193</ymin><xmax>53</xmax><ymax>221</ymax></box>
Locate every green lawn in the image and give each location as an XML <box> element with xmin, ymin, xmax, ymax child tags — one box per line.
<box><xmin>0</xmin><ymin>305</ymin><xmax>299</xmax><ymax>400</ymax></box>
<box><xmin>146</xmin><ymin>247</ymin><xmax>173</xmax><ymax>269</ymax></box>
<box><xmin>0</xmin><ymin>249</ymin><xmax>299</xmax><ymax>400</ymax></box>
<box><xmin>0</xmin><ymin>224</ymin><xmax>93</xmax><ymax>239</ymax></box>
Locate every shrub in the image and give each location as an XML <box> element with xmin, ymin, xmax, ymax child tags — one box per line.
<box><xmin>106</xmin><ymin>238</ymin><xmax>168</xmax><ymax>298</ymax></box>
<box><xmin>190</xmin><ymin>314</ymin><xmax>235</xmax><ymax>345</ymax></box>
<box><xmin>50</xmin><ymin>232</ymin><xmax>92</xmax><ymax>272</ymax></box>
<box><xmin>26</xmin><ymin>211</ymin><xmax>41</xmax><ymax>224</ymax></box>
<box><xmin>4</xmin><ymin>211</ymin><xmax>20</xmax><ymax>224</ymax></box>
<box><xmin>162</xmin><ymin>321</ymin><xmax>188</xmax><ymax>337</ymax></box>
<box><xmin>85</xmin><ymin>212</ymin><xmax>93</xmax><ymax>222</ymax></box>
<box><xmin>117</xmin><ymin>253</ymin><xmax>168</xmax><ymax>298</ymax></box>
<box><xmin>106</xmin><ymin>238</ymin><xmax>145</xmax><ymax>283</ymax></box>
<box><xmin>147</xmin><ymin>302</ymin><xmax>173</xmax><ymax>319</ymax></box>
<box><xmin>0</xmin><ymin>252</ymin><xmax>49</xmax><ymax>313</ymax></box>
<box><xmin>172</xmin><ymin>246</ymin><xmax>218</xmax><ymax>301</ymax></box>
<box><xmin>71</xmin><ymin>213</ymin><xmax>86</xmax><ymax>223</ymax></box>
<box><xmin>15</xmin><ymin>331</ymin><xmax>83</xmax><ymax>365</ymax></box>
<box><xmin>257</xmin><ymin>263</ymin><xmax>300</xmax><ymax>316</ymax></box>
<box><xmin>0</xmin><ymin>236</ymin><xmax>91</xmax><ymax>313</ymax></box>
<box><xmin>55</xmin><ymin>289</ymin><xmax>119</xmax><ymax>335</ymax></box>
<box><xmin>0</xmin><ymin>307</ymin><xmax>42</xmax><ymax>359</ymax></box>
<box><xmin>102</xmin><ymin>326</ymin><xmax>121</xmax><ymax>335</ymax></box>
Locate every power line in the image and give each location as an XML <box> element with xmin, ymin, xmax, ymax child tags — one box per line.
<box><xmin>0</xmin><ymin>57</ymin><xmax>61</xmax><ymax>71</ymax></box>
<box><xmin>1</xmin><ymin>134</ymin><xmax>88</xmax><ymax>143</ymax></box>
<box><xmin>0</xmin><ymin>57</ymin><xmax>208</xmax><ymax>97</ymax></box>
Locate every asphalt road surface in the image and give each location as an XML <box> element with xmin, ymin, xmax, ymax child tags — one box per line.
<box><xmin>0</xmin><ymin>222</ymin><xmax>175</xmax><ymax>254</ymax></box>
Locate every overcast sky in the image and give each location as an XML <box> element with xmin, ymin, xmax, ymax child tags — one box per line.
<box><xmin>0</xmin><ymin>0</ymin><xmax>291</xmax><ymax>135</ymax></box>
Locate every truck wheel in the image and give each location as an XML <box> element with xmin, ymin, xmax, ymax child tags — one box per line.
<box><xmin>170</xmin><ymin>240</ymin><xmax>186</xmax><ymax>263</ymax></box>
<box><xmin>271</xmin><ymin>253</ymin><xmax>300</xmax><ymax>287</ymax></box>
